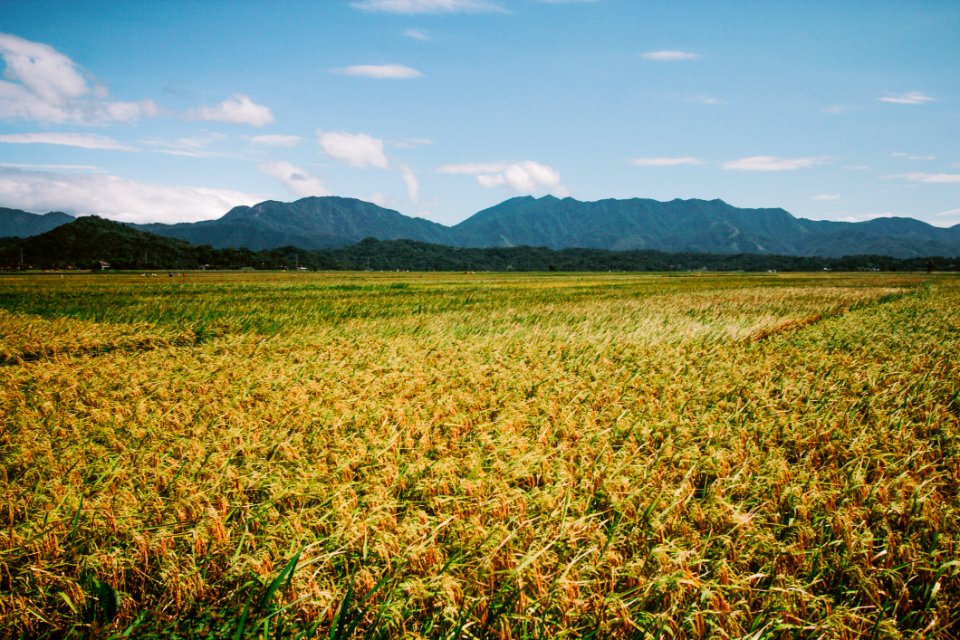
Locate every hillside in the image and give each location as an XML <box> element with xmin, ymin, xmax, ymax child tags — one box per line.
<box><xmin>4</xmin><ymin>196</ymin><xmax>960</xmax><ymax>258</ymax></box>
<box><xmin>0</xmin><ymin>216</ymin><xmax>252</xmax><ymax>270</ymax></box>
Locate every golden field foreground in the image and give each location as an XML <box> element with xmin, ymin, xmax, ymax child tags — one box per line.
<box><xmin>1</xmin><ymin>271</ymin><xmax>958</xmax><ymax>639</ymax></box>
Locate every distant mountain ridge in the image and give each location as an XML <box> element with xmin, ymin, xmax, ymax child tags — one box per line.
<box><xmin>0</xmin><ymin>207</ymin><xmax>74</xmax><ymax>238</ymax></box>
<box><xmin>137</xmin><ymin>197</ymin><xmax>451</xmax><ymax>251</ymax></box>
<box><xmin>5</xmin><ymin>216</ymin><xmax>957</xmax><ymax>273</ymax></box>
<box><xmin>4</xmin><ymin>195</ymin><xmax>960</xmax><ymax>258</ymax></box>
<box><xmin>455</xmin><ymin>196</ymin><xmax>960</xmax><ymax>257</ymax></box>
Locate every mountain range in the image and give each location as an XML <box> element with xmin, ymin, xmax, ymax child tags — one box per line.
<box><xmin>3</xmin><ymin>195</ymin><xmax>959</xmax><ymax>258</ymax></box>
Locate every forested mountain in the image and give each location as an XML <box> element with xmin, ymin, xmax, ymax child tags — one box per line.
<box><xmin>4</xmin><ymin>196</ymin><xmax>960</xmax><ymax>258</ymax></box>
<box><xmin>448</xmin><ymin>196</ymin><xmax>960</xmax><ymax>257</ymax></box>
<box><xmin>3</xmin><ymin>216</ymin><xmax>958</xmax><ymax>273</ymax></box>
<box><xmin>136</xmin><ymin>197</ymin><xmax>451</xmax><ymax>250</ymax></box>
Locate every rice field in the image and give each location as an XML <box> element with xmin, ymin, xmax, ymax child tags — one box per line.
<box><xmin>1</xmin><ymin>271</ymin><xmax>958</xmax><ymax>638</ymax></box>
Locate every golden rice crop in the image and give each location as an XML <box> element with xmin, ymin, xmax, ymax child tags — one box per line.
<box><xmin>0</xmin><ymin>271</ymin><xmax>957</xmax><ymax>638</ymax></box>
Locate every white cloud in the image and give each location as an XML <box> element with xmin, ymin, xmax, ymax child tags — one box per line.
<box><xmin>891</xmin><ymin>151</ymin><xmax>936</xmax><ymax>161</ymax></box>
<box><xmin>258</xmin><ymin>161</ymin><xmax>329</xmax><ymax>198</ymax></box>
<box><xmin>0</xmin><ymin>167</ymin><xmax>262</xmax><ymax>223</ymax></box>
<box><xmin>351</xmin><ymin>0</ymin><xmax>506</xmax><ymax>13</ymax></box>
<box><xmin>250</xmin><ymin>134</ymin><xmax>303</xmax><ymax>147</ymax></box>
<box><xmin>631</xmin><ymin>156</ymin><xmax>703</xmax><ymax>167</ymax></box>
<box><xmin>399</xmin><ymin>164</ymin><xmax>420</xmax><ymax>201</ymax></box>
<box><xmin>403</xmin><ymin>29</ymin><xmax>430</xmax><ymax>41</ymax></box>
<box><xmin>892</xmin><ymin>172</ymin><xmax>960</xmax><ymax>184</ymax></box>
<box><xmin>641</xmin><ymin>50</ymin><xmax>700</xmax><ymax>61</ymax></box>
<box><xmin>390</xmin><ymin>137</ymin><xmax>433</xmax><ymax>149</ymax></box>
<box><xmin>879</xmin><ymin>92</ymin><xmax>935</xmax><ymax>105</ymax></box>
<box><xmin>0</xmin><ymin>33</ymin><xmax>160</xmax><ymax>124</ymax></box>
<box><xmin>439</xmin><ymin>160</ymin><xmax>567</xmax><ymax>194</ymax></box>
<box><xmin>0</xmin><ymin>132</ymin><xmax>135</xmax><ymax>151</ymax></box>
<box><xmin>813</xmin><ymin>193</ymin><xmax>841</xmax><ymax>201</ymax></box>
<box><xmin>187</xmin><ymin>94</ymin><xmax>274</xmax><ymax>127</ymax></box>
<box><xmin>141</xmin><ymin>133</ymin><xmax>231</xmax><ymax>158</ymax></box>
<box><xmin>722</xmin><ymin>156</ymin><xmax>828</xmax><ymax>171</ymax></box>
<box><xmin>102</xmin><ymin>100</ymin><xmax>161</xmax><ymax>121</ymax></box>
<box><xmin>0</xmin><ymin>32</ymin><xmax>87</xmax><ymax>107</ymax></box>
<box><xmin>335</xmin><ymin>64</ymin><xmax>424</xmax><ymax>79</ymax></box>
<box><xmin>317</xmin><ymin>130</ymin><xmax>389</xmax><ymax>169</ymax></box>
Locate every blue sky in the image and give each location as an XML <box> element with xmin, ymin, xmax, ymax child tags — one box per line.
<box><xmin>1</xmin><ymin>0</ymin><xmax>958</xmax><ymax>227</ymax></box>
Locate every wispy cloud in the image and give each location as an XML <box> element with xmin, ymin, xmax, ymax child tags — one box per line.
<box><xmin>142</xmin><ymin>133</ymin><xmax>231</xmax><ymax>158</ymax></box>
<box><xmin>0</xmin><ymin>132</ymin><xmax>136</xmax><ymax>151</ymax></box>
<box><xmin>351</xmin><ymin>0</ymin><xmax>506</xmax><ymax>13</ymax></box>
<box><xmin>631</xmin><ymin>156</ymin><xmax>703</xmax><ymax>167</ymax></box>
<box><xmin>0</xmin><ymin>33</ymin><xmax>160</xmax><ymax>124</ymax></box>
<box><xmin>187</xmin><ymin>94</ymin><xmax>274</xmax><ymax>127</ymax></box>
<box><xmin>0</xmin><ymin>162</ymin><xmax>101</xmax><ymax>171</ymax></box>
<box><xmin>641</xmin><ymin>50</ymin><xmax>700</xmax><ymax>62</ymax></box>
<box><xmin>722</xmin><ymin>156</ymin><xmax>828</xmax><ymax>171</ymax></box>
<box><xmin>317</xmin><ymin>130</ymin><xmax>389</xmax><ymax>169</ymax></box>
<box><xmin>891</xmin><ymin>172</ymin><xmax>960</xmax><ymax>184</ymax></box>
<box><xmin>335</xmin><ymin>64</ymin><xmax>424</xmax><ymax>79</ymax></box>
<box><xmin>891</xmin><ymin>151</ymin><xmax>936</xmax><ymax>161</ymax></box>
<box><xmin>813</xmin><ymin>193</ymin><xmax>841</xmax><ymax>201</ymax></box>
<box><xmin>250</xmin><ymin>135</ymin><xmax>303</xmax><ymax>147</ymax></box>
<box><xmin>933</xmin><ymin>208</ymin><xmax>960</xmax><ymax>226</ymax></box>
<box><xmin>399</xmin><ymin>165</ymin><xmax>420</xmax><ymax>201</ymax></box>
<box><xmin>389</xmin><ymin>137</ymin><xmax>433</xmax><ymax>149</ymax></box>
<box><xmin>879</xmin><ymin>91</ymin><xmax>935</xmax><ymax>105</ymax></box>
<box><xmin>439</xmin><ymin>160</ymin><xmax>567</xmax><ymax>194</ymax></box>
<box><xmin>258</xmin><ymin>161</ymin><xmax>329</xmax><ymax>197</ymax></box>
<box><xmin>403</xmin><ymin>29</ymin><xmax>431</xmax><ymax>41</ymax></box>
<box><xmin>0</xmin><ymin>167</ymin><xmax>262</xmax><ymax>223</ymax></box>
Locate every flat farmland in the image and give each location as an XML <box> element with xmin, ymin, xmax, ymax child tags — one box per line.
<box><xmin>1</xmin><ymin>272</ymin><xmax>958</xmax><ymax>638</ymax></box>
